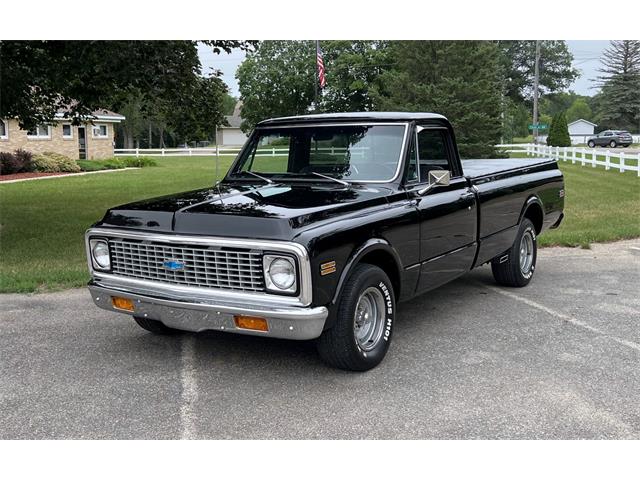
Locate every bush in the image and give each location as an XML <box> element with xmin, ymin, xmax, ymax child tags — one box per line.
<box><xmin>0</xmin><ymin>149</ymin><xmax>34</xmax><ymax>175</ymax></box>
<box><xmin>32</xmin><ymin>152</ymin><xmax>81</xmax><ymax>173</ymax></box>
<box><xmin>547</xmin><ymin>112</ymin><xmax>571</xmax><ymax>147</ymax></box>
<box><xmin>76</xmin><ymin>156</ymin><xmax>156</xmax><ymax>172</ymax></box>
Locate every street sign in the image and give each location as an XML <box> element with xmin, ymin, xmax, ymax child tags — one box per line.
<box><xmin>528</xmin><ymin>123</ymin><xmax>549</xmax><ymax>130</ymax></box>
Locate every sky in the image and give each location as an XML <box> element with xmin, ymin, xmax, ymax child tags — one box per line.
<box><xmin>198</xmin><ymin>41</ymin><xmax>611</xmax><ymax>99</ymax></box>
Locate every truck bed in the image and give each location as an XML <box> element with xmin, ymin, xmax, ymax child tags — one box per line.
<box><xmin>461</xmin><ymin>158</ymin><xmax>556</xmax><ymax>180</ymax></box>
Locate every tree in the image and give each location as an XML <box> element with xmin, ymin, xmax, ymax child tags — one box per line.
<box><xmin>0</xmin><ymin>40</ymin><xmax>255</xmax><ymax>130</ymax></box>
<box><xmin>546</xmin><ymin>112</ymin><xmax>571</xmax><ymax>147</ymax></box>
<box><xmin>237</xmin><ymin>41</ymin><xmax>316</xmax><ymax>132</ymax></box>
<box><xmin>222</xmin><ymin>93</ymin><xmax>237</xmax><ymax>116</ymax></box>
<box><xmin>566</xmin><ymin>98</ymin><xmax>593</xmax><ymax>123</ymax></box>
<box><xmin>595</xmin><ymin>40</ymin><xmax>640</xmax><ymax>132</ymax></box>
<box><xmin>372</xmin><ymin>41</ymin><xmax>503</xmax><ymax>158</ymax></box>
<box><xmin>318</xmin><ymin>41</ymin><xmax>389</xmax><ymax>113</ymax></box>
<box><xmin>498</xmin><ymin>41</ymin><xmax>578</xmax><ymax>105</ymax></box>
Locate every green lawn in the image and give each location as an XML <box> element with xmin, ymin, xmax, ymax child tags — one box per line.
<box><xmin>508</xmin><ymin>152</ymin><xmax>640</xmax><ymax>247</ymax></box>
<box><xmin>1</xmin><ymin>154</ymin><xmax>638</xmax><ymax>293</ymax></box>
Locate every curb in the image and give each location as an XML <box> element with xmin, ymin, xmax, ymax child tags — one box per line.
<box><xmin>0</xmin><ymin>167</ymin><xmax>141</xmax><ymax>184</ymax></box>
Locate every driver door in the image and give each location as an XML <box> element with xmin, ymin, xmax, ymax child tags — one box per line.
<box><xmin>406</xmin><ymin>126</ymin><xmax>477</xmax><ymax>294</ymax></box>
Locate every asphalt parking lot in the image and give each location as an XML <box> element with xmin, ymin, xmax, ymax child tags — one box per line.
<box><xmin>1</xmin><ymin>240</ymin><xmax>639</xmax><ymax>439</ymax></box>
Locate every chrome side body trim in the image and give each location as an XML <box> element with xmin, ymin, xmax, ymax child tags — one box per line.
<box><xmin>88</xmin><ymin>283</ymin><xmax>328</xmax><ymax>340</ymax></box>
<box><xmin>85</xmin><ymin>228</ymin><xmax>313</xmax><ymax>307</ymax></box>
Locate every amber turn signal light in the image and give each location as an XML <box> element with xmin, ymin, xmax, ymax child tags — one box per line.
<box><xmin>234</xmin><ymin>315</ymin><xmax>269</xmax><ymax>332</ymax></box>
<box><xmin>111</xmin><ymin>296</ymin><xmax>135</xmax><ymax>312</ymax></box>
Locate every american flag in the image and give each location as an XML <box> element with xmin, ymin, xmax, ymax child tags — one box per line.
<box><xmin>316</xmin><ymin>41</ymin><xmax>326</xmax><ymax>89</ymax></box>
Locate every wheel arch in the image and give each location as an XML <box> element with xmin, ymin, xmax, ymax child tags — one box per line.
<box><xmin>331</xmin><ymin>239</ymin><xmax>403</xmax><ymax>307</ymax></box>
<box><xmin>519</xmin><ymin>196</ymin><xmax>544</xmax><ymax>234</ymax></box>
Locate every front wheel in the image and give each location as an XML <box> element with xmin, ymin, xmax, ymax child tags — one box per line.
<box><xmin>316</xmin><ymin>264</ymin><xmax>395</xmax><ymax>371</ymax></box>
<box><xmin>587</xmin><ymin>141</ymin><xmax>595</xmax><ymax>148</ymax></box>
<box><xmin>609</xmin><ymin>140</ymin><xmax>617</xmax><ymax>148</ymax></box>
<box><xmin>491</xmin><ymin>218</ymin><xmax>537</xmax><ymax>287</ymax></box>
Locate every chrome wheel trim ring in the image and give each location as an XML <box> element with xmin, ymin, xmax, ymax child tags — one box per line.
<box><xmin>519</xmin><ymin>230</ymin><xmax>534</xmax><ymax>274</ymax></box>
<box><xmin>353</xmin><ymin>287</ymin><xmax>386</xmax><ymax>351</ymax></box>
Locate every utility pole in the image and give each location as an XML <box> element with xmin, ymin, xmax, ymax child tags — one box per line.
<box><xmin>532</xmin><ymin>40</ymin><xmax>541</xmax><ymax>144</ymax></box>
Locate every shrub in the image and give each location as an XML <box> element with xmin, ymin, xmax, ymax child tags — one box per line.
<box><xmin>121</xmin><ymin>156</ymin><xmax>156</xmax><ymax>168</ymax></box>
<box><xmin>0</xmin><ymin>149</ymin><xmax>34</xmax><ymax>175</ymax></box>
<box><xmin>32</xmin><ymin>152</ymin><xmax>81</xmax><ymax>173</ymax></box>
<box><xmin>547</xmin><ymin>112</ymin><xmax>571</xmax><ymax>147</ymax></box>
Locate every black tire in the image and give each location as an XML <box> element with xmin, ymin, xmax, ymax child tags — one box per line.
<box><xmin>587</xmin><ymin>141</ymin><xmax>595</xmax><ymax>148</ymax></box>
<box><xmin>609</xmin><ymin>140</ymin><xmax>617</xmax><ymax>148</ymax></box>
<box><xmin>316</xmin><ymin>264</ymin><xmax>395</xmax><ymax>371</ymax></box>
<box><xmin>133</xmin><ymin>316</ymin><xmax>182</xmax><ymax>335</ymax></box>
<box><xmin>491</xmin><ymin>218</ymin><xmax>537</xmax><ymax>288</ymax></box>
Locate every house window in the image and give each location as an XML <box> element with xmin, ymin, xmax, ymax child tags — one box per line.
<box><xmin>62</xmin><ymin>124</ymin><xmax>73</xmax><ymax>139</ymax></box>
<box><xmin>26</xmin><ymin>124</ymin><xmax>51</xmax><ymax>139</ymax></box>
<box><xmin>92</xmin><ymin>124</ymin><xmax>108</xmax><ymax>138</ymax></box>
<box><xmin>0</xmin><ymin>119</ymin><xmax>7</xmax><ymax>139</ymax></box>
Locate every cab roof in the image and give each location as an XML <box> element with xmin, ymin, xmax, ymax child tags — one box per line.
<box><xmin>257</xmin><ymin>111</ymin><xmax>448</xmax><ymax>126</ymax></box>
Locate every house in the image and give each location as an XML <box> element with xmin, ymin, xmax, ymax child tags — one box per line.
<box><xmin>568</xmin><ymin>119</ymin><xmax>597</xmax><ymax>137</ymax></box>
<box><xmin>217</xmin><ymin>102</ymin><xmax>249</xmax><ymax>146</ymax></box>
<box><xmin>0</xmin><ymin>109</ymin><xmax>125</xmax><ymax>160</ymax></box>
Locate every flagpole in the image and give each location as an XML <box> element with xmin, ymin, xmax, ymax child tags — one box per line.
<box><xmin>314</xmin><ymin>40</ymin><xmax>319</xmax><ymax>110</ymax></box>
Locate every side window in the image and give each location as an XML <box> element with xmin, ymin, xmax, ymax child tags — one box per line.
<box><xmin>245</xmin><ymin>133</ymin><xmax>290</xmax><ymax>173</ymax></box>
<box><xmin>416</xmin><ymin>129</ymin><xmax>452</xmax><ymax>181</ymax></box>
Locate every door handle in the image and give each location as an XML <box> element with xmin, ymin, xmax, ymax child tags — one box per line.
<box><xmin>460</xmin><ymin>192</ymin><xmax>475</xmax><ymax>200</ymax></box>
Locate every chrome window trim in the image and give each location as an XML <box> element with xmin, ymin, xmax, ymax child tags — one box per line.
<box><xmin>247</xmin><ymin>122</ymin><xmax>410</xmax><ymax>184</ymax></box>
<box><xmin>85</xmin><ymin>228</ymin><xmax>313</xmax><ymax>307</ymax></box>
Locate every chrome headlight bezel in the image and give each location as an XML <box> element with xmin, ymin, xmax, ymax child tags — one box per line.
<box><xmin>89</xmin><ymin>238</ymin><xmax>111</xmax><ymax>271</ymax></box>
<box><xmin>263</xmin><ymin>254</ymin><xmax>298</xmax><ymax>294</ymax></box>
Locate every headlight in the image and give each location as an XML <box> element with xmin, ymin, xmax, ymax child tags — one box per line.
<box><xmin>263</xmin><ymin>255</ymin><xmax>297</xmax><ymax>293</ymax></box>
<box><xmin>90</xmin><ymin>239</ymin><xmax>111</xmax><ymax>270</ymax></box>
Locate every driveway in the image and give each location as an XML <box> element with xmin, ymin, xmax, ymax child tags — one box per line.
<box><xmin>1</xmin><ymin>240</ymin><xmax>639</xmax><ymax>439</ymax></box>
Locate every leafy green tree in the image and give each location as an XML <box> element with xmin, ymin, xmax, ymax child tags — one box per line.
<box><xmin>566</xmin><ymin>98</ymin><xmax>593</xmax><ymax>123</ymax></box>
<box><xmin>0</xmin><ymin>40</ymin><xmax>255</xmax><ymax>130</ymax></box>
<box><xmin>237</xmin><ymin>41</ymin><xmax>316</xmax><ymax>132</ymax></box>
<box><xmin>319</xmin><ymin>41</ymin><xmax>389</xmax><ymax>113</ymax></box>
<box><xmin>372</xmin><ymin>41</ymin><xmax>503</xmax><ymax>158</ymax></box>
<box><xmin>595</xmin><ymin>40</ymin><xmax>640</xmax><ymax>132</ymax></box>
<box><xmin>222</xmin><ymin>93</ymin><xmax>237</xmax><ymax>116</ymax></box>
<box><xmin>498</xmin><ymin>41</ymin><xmax>578</xmax><ymax>105</ymax></box>
<box><xmin>546</xmin><ymin>112</ymin><xmax>571</xmax><ymax>147</ymax></box>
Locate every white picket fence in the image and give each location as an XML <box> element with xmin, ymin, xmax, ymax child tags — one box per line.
<box><xmin>498</xmin><ymin>143</ymin><xmax>640</xmax><ymax>176</ymax></box>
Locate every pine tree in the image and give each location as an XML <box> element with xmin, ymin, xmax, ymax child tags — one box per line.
<box><xmin>547</xmin><ymin>112</ymin><xmax>571</xmax><ymax>147</ymax></box>
<box><xmin>595</xmin><ymin>40</ymin><xmax>640</xmax><ymax>132</ymax></box>
<box><xmin>372</xmin><ymin>41</ymin><xmax>503</xmax><ymax>158</ymax></box>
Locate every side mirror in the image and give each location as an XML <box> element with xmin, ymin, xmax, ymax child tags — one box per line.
<box><xmin>418</xmin><ymin>170</ymin><xmax>450</xmax><ymax>195</ymax></box>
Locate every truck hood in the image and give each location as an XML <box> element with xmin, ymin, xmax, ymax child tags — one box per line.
<box><xmin>98</xmin><ymin>182</ymin><xmax>394</xmax><ymax>240</ymax></box>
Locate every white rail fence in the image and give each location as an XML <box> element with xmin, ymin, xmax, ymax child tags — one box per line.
<box><xmin>114</xmin><ymin>147</ymin><xmax>243</xmax><ymax>157</ymax></box>
<box><xmin>498</xmin><ymin>143</ymin><xmax>640</xmax><ymax>176</ymax></box>
<box><xmin>114</xmin><ymin>146</ymin><xmax>369</xmax><ymax>158</ymax></box>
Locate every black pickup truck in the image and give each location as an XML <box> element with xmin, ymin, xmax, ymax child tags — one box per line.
<box><xmin>86</xmin><ymin>112</ymin><xmax>564</xmax><ymax>371</ymax></box>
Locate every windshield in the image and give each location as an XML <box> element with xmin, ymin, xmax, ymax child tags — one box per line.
<box><xmin>230</xmin><ymin>124</ymin><xmax>407</xmax><ymax>182</ymax></box>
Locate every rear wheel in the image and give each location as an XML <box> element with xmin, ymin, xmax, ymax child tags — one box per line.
<box><xmin>491</xmin><ymin>218</ymin><xmax>537</xmax><ymax>287</ymax></box>
<box><xmin>587</xmin><ymin>141</ymin><xmax>595</xmax><ymax>148</ymax></box>
<box><xmin>133</xmin><ymin>316</ymin><xmax>182</xmax><ymax>335</ymax></box>
<box><xmin>316</xmin><ymin>264</ymin><xmax>395</xmax><ymax>371</ymax></box>
<box><xmin>609</xmin><ymin>140</ymin><xmax>617</xmax><ymax>148</ymax></box>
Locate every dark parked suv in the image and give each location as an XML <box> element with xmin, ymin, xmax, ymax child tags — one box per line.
<box><xmin>587</xmin><ymin>130</ymin><xmax>633</xmax><ymax>148</ymax></box>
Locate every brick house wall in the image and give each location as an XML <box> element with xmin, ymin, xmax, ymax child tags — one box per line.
<box><xmin>1</xmin><ymin>119</ymin><xmax>117</xmax><ymax>160</ymax></box>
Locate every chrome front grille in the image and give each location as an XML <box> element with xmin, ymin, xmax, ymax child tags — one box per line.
<box><xmin>109</xmin><ymin>238</ymin><xmax>264</xmax><ymax>292</ymax></box>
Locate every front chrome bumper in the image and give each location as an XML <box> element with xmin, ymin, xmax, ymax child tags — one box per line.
<box><xmin>88</xmin><ymin>281</ymin><xmax>328</xmax><ymax>340</ymax></box>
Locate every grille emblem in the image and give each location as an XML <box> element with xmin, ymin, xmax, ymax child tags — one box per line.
<box><xmin>163</xmin><ymin>260</ymin><xmax>185</xmax><ymax>271</ymax></box>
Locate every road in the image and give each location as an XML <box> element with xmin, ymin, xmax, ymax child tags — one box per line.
<box><xmin>1</xmin><ymin>240</ymin><xmax>639</xmax><ymax>439</ymax></box>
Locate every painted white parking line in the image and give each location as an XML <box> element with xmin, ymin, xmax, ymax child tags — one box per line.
<box><xmin>483</xmin><ymin>284</ymin><xmax>640</xmax><ymax>353</ymax></box>
<box><xmin>180</xmin><ymin>335</ymin><xmax>198</xmax><ymax>439</ymax></box>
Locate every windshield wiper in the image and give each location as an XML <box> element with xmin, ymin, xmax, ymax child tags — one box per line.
<box><xmin>241</xmin><ymin>171</ymin><xmax>274</xmax><ymax>184</ymax></box>
<box><xmin>309</xmin><ymin>171</ymin><xmax>350</xmax><ymax>187</ymax></box>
